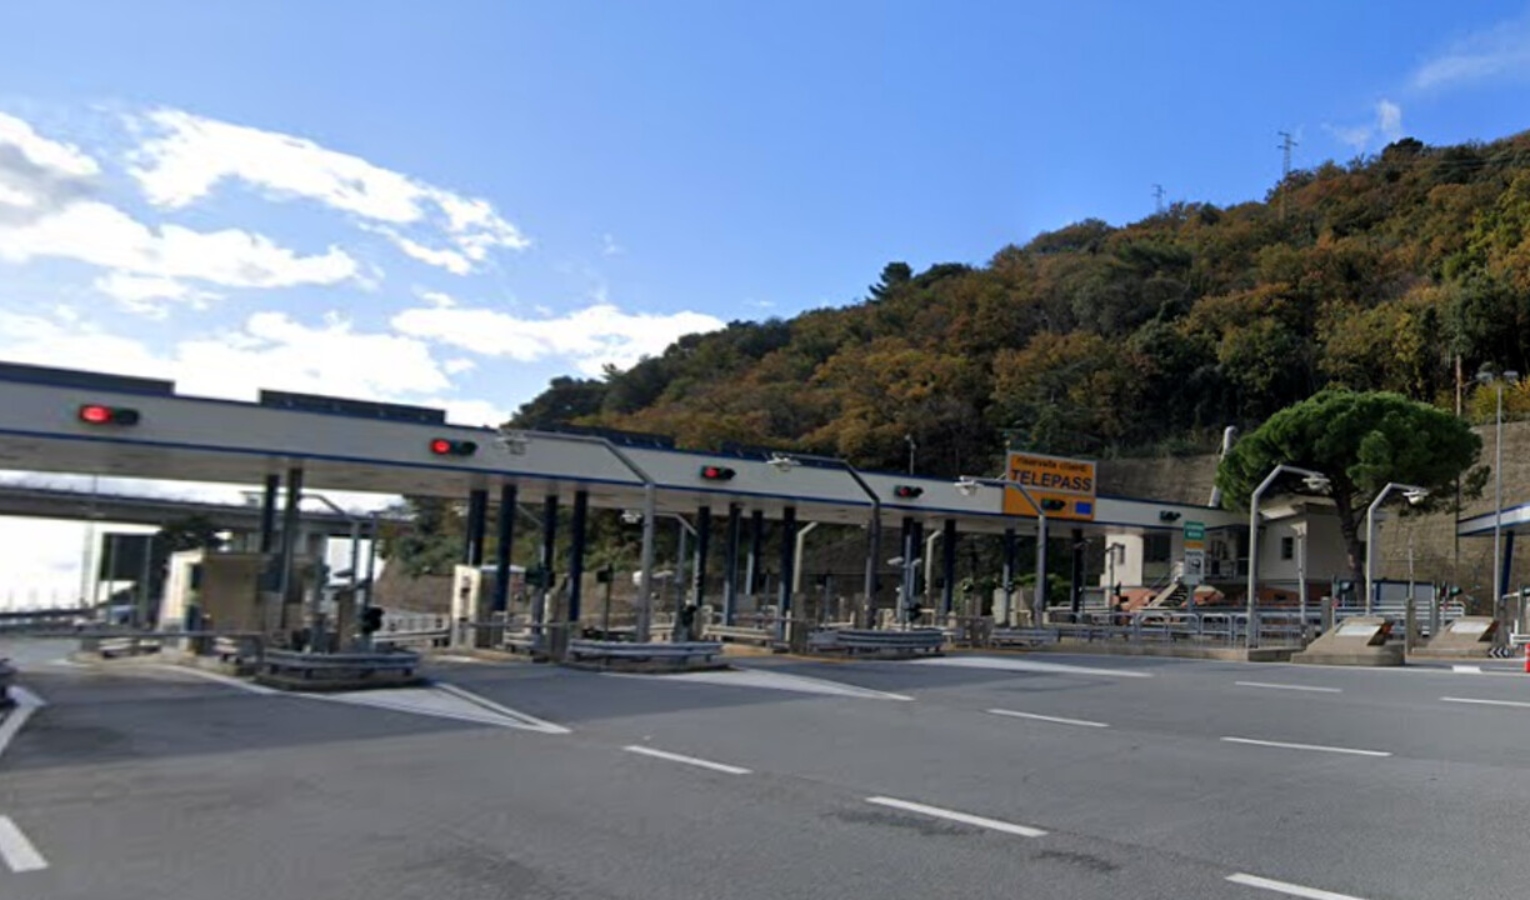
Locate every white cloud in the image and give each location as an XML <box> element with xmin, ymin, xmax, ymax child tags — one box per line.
<box><xmin>0</xmin><ymin>199</ymin><xmax>358</xmax><ymax>298</ymax></box>
<box><xmin>418</xmin><ymin>289</ymin><xmax>457</xmax><ymax>308</ymax></box>
<box><xmin>0</xmin><ymin>112</ymin><xmax>99</xmax><ymax>179</ymax></box>
<box><xmin>391</xmin><ymin>302</ymin><xmax>725</xmax><ymax>375</ymax></box>
<box><xmin>387</xmin><ymin>230</ymin><xmax>473</xmax><ymax>275</ymax></box>
<box><xmin>1377</xmin><ymin>100</ymin><xmax>1403</xmax><ymax>141</ymax></box>
<box><xmin>0</xmin><ymin>111</ymin><xmax>360</xmax><ymax>311</ymax></box>
<box><xmin>1414</xmin><ymin>14</ymin><xmax>1530</xmax><ymax>90</ymax></box>
<box><xmin>130</xmin><ymin>109</ymin><xmax>529</xmax><ymax>274</ymax></box>
<box><xmin>0</xmin><ymin>309</ymin><xmax>456</xmax><ymax>406</ymax></box>
<box><xmin>601</xmin><ymin>233</ymin><xmax>624</xmax><ymax>257</ymax></box>
<box><xmin>93</xmin><ymin>272</ymin><xmax>220</xmax><ymax>316</ymax></box>
<box><xmin>0</xmin><ymin>112</ymin><xmax>100</xmax><ymax>228</ymax></box>
<box><xmin>428</xmin><ymin>397</ymin><xmax>508</xmax><ymax>428</ymax></box>
<box><xmin>1324</xmin><ymin>99</ymin><xmax>1404</xmax><ymax>153</ymax></box>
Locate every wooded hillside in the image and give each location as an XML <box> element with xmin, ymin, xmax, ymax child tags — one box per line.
<box><xmin>512</xmin><ymin>132</ymin><xmax>1530</xmax><ymax>476</ymax></box>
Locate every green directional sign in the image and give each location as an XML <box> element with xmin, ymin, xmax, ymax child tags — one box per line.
<box><xmin>1183</xmin><ymin>521</ymin><xmax>1205</xmax><ymax>541</ymax></box>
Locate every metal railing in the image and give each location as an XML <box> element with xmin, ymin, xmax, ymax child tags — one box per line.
<box><xmin>807</xmin><ymin>628</ymin><xmax>945</xmax><ymax>655</ymax></box>
<box><xmin>566</xmin><ymin>639</ymin><xmax>723</xmax><ymax>665</ymax></box>
<box><xmin>260</xmin><ymin>648</ymin><xmax>422</xmax><ymax>684</ymax></box>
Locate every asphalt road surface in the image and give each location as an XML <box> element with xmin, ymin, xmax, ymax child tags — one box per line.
<box><xmin>3</xmin><ymin>638</ymin><xmax>1530</xmax><ymax>900</ymax></box>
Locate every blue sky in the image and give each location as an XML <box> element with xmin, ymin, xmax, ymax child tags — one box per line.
<box><xmin>3</xmin><ymin>0</ymin><xmax>1530</xmax><ymax>600</ymax></box>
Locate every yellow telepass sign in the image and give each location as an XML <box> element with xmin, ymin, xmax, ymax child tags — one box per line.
<box><xmin>1003</xmin><ymin>451</ymin><xmax>1097</xmax><ymax>522</ymax></box>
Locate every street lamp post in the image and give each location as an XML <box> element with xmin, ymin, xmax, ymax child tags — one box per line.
<box><xmin>1247</xmin><ymin>465</ymin><xmax>1330</xmax><ymax>648</ymax></box>
<box><xmin>1477</xmin><ymin>368</ymin><xmax>1519</xmax><ymax>641</ymax></box>
<box><xmin>1364</xmin><ymin>482</ymin><xmax>1429</xmax><ymax>615</ymax></box>
<box><xmin>955</xmin><ymin>475</ymin><xmax>1048</xmax><ymax>626</ymax></box>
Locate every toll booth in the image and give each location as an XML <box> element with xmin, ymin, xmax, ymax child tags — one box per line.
<box><xmin>161</xmin><ymin>548</ymin><xmax>325</xmax><ymax>635</ymax></box>
<box><xmin>450</xmin><ymin>563</ymin><xmax>526</xmax><ymax>646</ymax></box>
<box><xmin>161</xmin><ymin>550</ymin><xmax>268</xmax><ymax>632</ymax></box>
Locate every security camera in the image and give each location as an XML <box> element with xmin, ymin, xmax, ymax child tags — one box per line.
<box><xmin>767</xmin><ymin>453</ymin><xmax>797</xmax><ymax>472</ymax></box>
<box><xmin>953</xmin><ymin>477</ymin><xmax>980</xmax><ymax>497</ymax></box>
<box><xmin>620</xmin><ymin>509</ymin><xmax>643</xmax><ymax>525</ymax></box>
<box><xmin>1403</xmin><ymin>488</ymin><xmax>1429</xmax><ymax>505</ymax></box>
<box><xmin>1302</xmin><ymin>474</ymin><xmax>1331</xmax><ymax>493</ymax></box>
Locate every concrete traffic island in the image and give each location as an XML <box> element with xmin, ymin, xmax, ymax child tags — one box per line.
<box><xmin>1290</xmin><ymin>617</ymin><xmax>1404</xmax><ymax>666</ymax></box>
<box><xmin>1414</xmin><ymin>616</ymin><xmax>1499</xmax><ymax>659</ymax></box>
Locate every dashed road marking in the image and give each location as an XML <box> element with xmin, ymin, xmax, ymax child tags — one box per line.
<box><xmin>1220</xmin><ymin>736</ymin><xmax>1390</xmax><ymax>758</ymax></box>
<box><xmin>622</xmin><ymin>745</ymin><xmax>751</xmax><ymax>775</ymax></box>
<box><xmin>864</xmin><ymin>796</ymin><xmax>1046</xmax><ymax>838</ymax></box>
<box><xmin>987</xmin><ymin>708</ymin><xmax>1108</xmax><ymax>728</ymax></box>
<box><xmin>1227</xmin><ymin>871</ymin><xmax>1370</xmax><ymax>899</ymax></box>
<box><xmin>1235</xmin><ymin>681</ymin><xmax>1342</xmax><ymax>694</ymax></box>
<box><xmin>1440</xmin><ymin>696</ymin><xmax>1530</xmax><ymax>710</ymax></box>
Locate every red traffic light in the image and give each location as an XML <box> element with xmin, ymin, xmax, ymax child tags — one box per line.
<box><xmin>429</xmin><ymin>438</ymin><xmax>478</xmax><ymax>457</ymax></box>
<box><xmin>78</xmin><ymin>404</ymin><xmax>140</xmax><ymax>426</ymax></box>
<box><xmin>893</xmin><ymin>485</ymin><xmax>924</xmax><ymax>499</ymax></box>
<box><xmin>700</xmin><ymin>465</ymin><xmax>736</xmax><ymax>481</ymax></box>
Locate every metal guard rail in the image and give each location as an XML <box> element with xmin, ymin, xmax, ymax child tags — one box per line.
<box><xmin>567</xmin><ymin>640</ymin><xmax>723</xmax><ymax>663</ymax></box>
<box><xmin>809</xmin><ymin>628</ymin><xmax>945</xmax><ymax>654</ymax></box>
<box><xmin>261</xmin><ymin>649</ymin><xmax>422</xmax><ymax>678</ymax></box>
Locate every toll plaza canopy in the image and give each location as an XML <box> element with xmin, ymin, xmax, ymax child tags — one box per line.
<box><xmin>0</xmin><ymin>361</ymin><xmax>1240</xmax><ymax>536</ymax></box>
<box><xmin>1457</xmin><ymin>504</ymin><xmax>1530</xmax><ymax>538</ymax></box>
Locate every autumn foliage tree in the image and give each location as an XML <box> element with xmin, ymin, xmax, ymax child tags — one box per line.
<box><xmin>509</xmin><ymin>129</ymin><xmax>1530</xmax><ymax>477</ymax></box>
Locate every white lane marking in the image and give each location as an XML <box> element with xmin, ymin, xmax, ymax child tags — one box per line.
<box><xmin>909</xmin><ymin>656</ymin><xmax>1152</xmax><ymax>678</ymax></box>
<box><xmin>622</xmin><ymin>745</ymin><xmax>751</xmax><ymax>775</ymax></box>
<box><xmin>1227</xmin><ymin>872</ymin><xmax>1370</xmax><ymax>900</ymax></box>
<box><xmin>147</xmin><ymin>664</ymin><xmax>279</xmax><ymax>696</ymax></box>
<box><xmin>45</xmin><ymin>658</ymin><xmax>85</xmax><ymax>668</ymax></box>
<box><xmin>0</xmin><ymin>687</ymin><xmax>46</xmax><ymax>763</ymax></box>
<box><xmin>1451</xmin><ymin>665</ymin><xmax>1484</xmax><ymax>674</ymax></box>
<box><xmin>311</xmin><ymin>685</ymin><xmax>570</xmax><ymax>734</ymax></box>
<box><xmin>1235</xmin><ymin>681</ymin><xmax>1342</xmax><ymax>694</ymax></box>
<box><xmin>432</xmin><ymin>682</ymin><xmax>571</xmax><ymax>734</ymax></box>
<box><xmin>1440</xmin><ymin>696</ymin><xmax>1530</xmax><ymax>709</ymax></box>
<box><xmin>0</xmin><ymin>816</ymin><xmax>47</xmax><ymax>873</ymax></box>
<box><xmin>987</xmin><ymin>708</ymin><xmax>1108</xmax><ymax>728</ymax></box>
<box><xmin>865</xmin><ymin>796</ymin><xmax>1046</xmax><ymax>838</ymax></box>
<box><xmin>613</xmin><ymin>667</ymin><xmax>913</xmax><ymax>701</ymax></box>
<box><xmin>1220</xmin><ymin>737</ymin><xmax>1390</xmax><ymax>758</ymax></box>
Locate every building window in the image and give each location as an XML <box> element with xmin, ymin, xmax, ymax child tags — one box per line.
<box><xmin>1280</xmin><ymin>537</ymin><xmax>1294</xmax><ymax>561</ymax></box>
<box><xmin>1145</xmin><ymin>533</ymin><xmax>1172</xmax><ymax>564</ymax></box>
